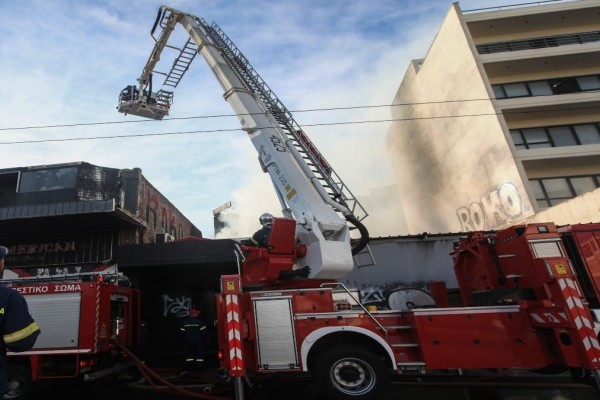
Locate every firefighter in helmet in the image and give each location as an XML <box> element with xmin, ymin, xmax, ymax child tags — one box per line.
<box><xmin>0</xmin><ymin>246</ymin><xmax>41</xmax><ymax>396</ymax></box>
<box><xmin>180</xmin><ymin>308</ymin><xmax>207</xmax><ymax>373</ymax></box>
<box><xmin>248</xmin><ymin>213</ymin><xmax>273</xmax><ymax>247</ymax></box>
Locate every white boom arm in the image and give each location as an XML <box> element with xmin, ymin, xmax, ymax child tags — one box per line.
<box><xmin>118</xmin><ymin>7</ymin><xmax>369</xmax><ymax>279</ymax></box>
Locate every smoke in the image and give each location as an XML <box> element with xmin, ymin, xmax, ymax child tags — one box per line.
<box><xmin>214</xmin><ymin>173</ymin><xmax>408</xmax><ymax>240</ymax></box>
<box><xmin>214</xmin><ymin>171</ymin><xmax>281</xmax><ymax>239</ymax></box>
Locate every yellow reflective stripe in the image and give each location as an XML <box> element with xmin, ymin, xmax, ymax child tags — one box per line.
<box><xmin>4</xmin><ymin>322</ymin><xmax>40</xmax><ymax>344</ymax></box>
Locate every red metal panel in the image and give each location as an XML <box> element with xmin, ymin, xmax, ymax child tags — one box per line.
<box><xmin>413</xmin><ymin>307</ymin><xmax>547</xmax><ymax>369</ymax></box>
<box><xmin>567</xmin><ymin>224</ymin><xmax>600</xmax><ymax>300</ymax></box>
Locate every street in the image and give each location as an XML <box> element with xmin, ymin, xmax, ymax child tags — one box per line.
<box><xmin>27</xmin><ymin>368</ymin><xmax>599</xmax><ymax>400</ymax></box>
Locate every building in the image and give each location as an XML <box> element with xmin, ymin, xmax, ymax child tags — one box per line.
<box><xmin>0</xmin><ymin>162</ymin><xmax>202</xmax><ymax>275</ymax></box>
<box><xmin>386</xmin><ymin>0</ymin><xmax>600</xmax><ymax>234</ymax></box>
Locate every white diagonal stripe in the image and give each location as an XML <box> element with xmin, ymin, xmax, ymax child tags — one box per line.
<box><xmin>227</xmin><ymin>310</ymin><xmax>239</xmax><ymax>322</ymax></box>
<box><xmin>228</xmin><ymin>328</ymin><xmax>240</xmax><ymax>341</ymax></box>
<box><xmin>530</xmin><ymin>313</ymin><xmax>544</xmax><ymax>323</ymax></box>
<box><xmin>559</xmin><ymin>279</ymin><xmax>567</xmax><ymax>290</ymax></box>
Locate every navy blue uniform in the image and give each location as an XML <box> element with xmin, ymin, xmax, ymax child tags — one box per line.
<box><xmin>248</xmin><ymin>223</ymin><xmax>271</xmax><ymax>247</ymax></box>
<box><xmin>0</xmin><ymin>286</ymin><xmax>40</xmax><ymax>394</ymax></box>
<box><xmin>180</xmin><ymin>315</ymin><xmax>207</xmax><ymax>371</ymax></box>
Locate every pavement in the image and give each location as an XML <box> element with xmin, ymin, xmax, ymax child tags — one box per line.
<box><xmin>29</xmin><ymin>368</ymin><xmax>600</xmax><ymax>400</ymax></box>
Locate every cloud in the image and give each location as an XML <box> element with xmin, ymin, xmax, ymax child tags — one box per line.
<box><xmin>0</xmin><ymin>0</ymin><xmax>519</xmax><ymax>238</ymax></box>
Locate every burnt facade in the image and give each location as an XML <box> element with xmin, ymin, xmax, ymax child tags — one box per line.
<box><xmin>0</xmin><ymin>162</ymin><xmax>201</xmax><ymax>273</ymax></box>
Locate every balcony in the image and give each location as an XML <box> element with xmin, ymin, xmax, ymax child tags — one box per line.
<box><xmin>476</xmin><ymin>31</ymin><xmax>600</xmax><ymax>54</ymax></box>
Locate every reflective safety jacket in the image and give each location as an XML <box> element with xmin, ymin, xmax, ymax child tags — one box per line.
<box><xmin>0</xmin><ymin>287</ymin><xmax>41</xmax><ymax>394</ymax></box>
<box><xmin>180</xmin><ymin>316</ymin><xmax>207</xmax><ymax>344</ymax></box>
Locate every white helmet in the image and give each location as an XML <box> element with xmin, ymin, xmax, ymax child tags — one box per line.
<box><xmin>259</xmin><ymin>213</ymin><xmax>273</xmax><ymax>226</ymax></box>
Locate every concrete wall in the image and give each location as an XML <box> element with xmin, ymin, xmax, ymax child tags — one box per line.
<box><xmin>524</xmin><ymin>187</ymin><xmax>600</xmax><ymax>226</ymax></box>
<box><xmin>386</xmin><ymin>4</ymin><xmax>534</xmax><ymax>235</ymax></box>
<box><xmin>342</xmin><ymin>234</ymin><xmax>462</xmax><ymax>307</ymax></box>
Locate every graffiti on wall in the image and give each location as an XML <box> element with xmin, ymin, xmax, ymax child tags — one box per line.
<box><xmin>456</xmin><ymin>182</ymin><xmax>524</xmax><ymax>231</ymax></box>
<box><xmin>146</xmin><ymin>189</ymin><xmax>184</xmax><ymax>239</ymax></box>
<box><xmin>360</xmin><ymin>287</ymin><xmax>386</xmax><ymax>305</ymax></box>
<box><xmin>162</xmin><ymin>294</ymin><xmax>192</xmax><ymax>318</ymax></box>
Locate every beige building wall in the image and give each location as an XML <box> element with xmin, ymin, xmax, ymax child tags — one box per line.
<box><xmin>387</xmin><ymin>1</ymin><xmax>600</xmax><ymax>234</ymax></box>
<box><xmin>387</xmin><ymin>4</ymin><xmax>533</xmax><ymax>234</ymax></box>
<box><xmin>525</xmin><ymin>187</ymin><xmax>600</xmax><ymax>226</ymax></box>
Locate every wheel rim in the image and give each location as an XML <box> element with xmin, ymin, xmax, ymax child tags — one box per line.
<box><xmin>330</xmin><ymin>357</ymin><xmax>376</xmax><ymax>396</ymax></box>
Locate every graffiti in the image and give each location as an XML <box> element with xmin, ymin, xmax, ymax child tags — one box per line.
<box><xmin>456</xmin><ymin>182</ymin><xmax>523</xmax><ymax>231</ymax></box>
<box><xmin>146</xmin><ymin>190</ymin><xmax>184</xmax><ymax>239</ymax></box>
<box><xmin>360</xmin><ymin>287</ymin><xmax>385</xmax><ymax>305</ymax></box>
<box><xmin>163</xmin><ymin>294</ymin><xmax>192</xmax><ymax>318</ymax></box>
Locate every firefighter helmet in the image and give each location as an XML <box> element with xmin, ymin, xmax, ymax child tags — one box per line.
<box><xmin>259</xmin><ymin>213</ymin><xmax>273</xmax><ymax>226</ymax></box>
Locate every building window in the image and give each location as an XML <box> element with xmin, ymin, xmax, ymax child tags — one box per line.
<box><xmin>510</xmin><ymin>123</ymin><xmax>600</xmax><ymax>149</ymax></box>
<box><xmin>530</xmin><ymin>175</ymin><xmax>600</xmax><ymax>210</ymax></box>
<box><xmin>0</xmin><ymin>172</ymin><xmax>19</xmax><ymax>196</ymax></box>
<box><xmin>493</xmin><ymin>74</ymin><xmax>600</xmax><ymax>99</ymax></box>
<box><xmin>18</xmin><ymin>167</ymin><xmax>78</xmax><ymax>193</ymax></box>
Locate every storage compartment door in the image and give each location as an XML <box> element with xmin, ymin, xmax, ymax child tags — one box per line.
<box><xmin>26</xmin><ymin>293</ymin><xmax>81</xmax><ymax>349</ymax></box>
<box><xmin>253</xmin><ymin>297</ymin><xmax>298</xmax><ymax>370</ymax></box>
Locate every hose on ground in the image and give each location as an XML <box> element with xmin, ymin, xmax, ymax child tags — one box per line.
<box><xmin>112</xmin><ymin>339</ymin><xmax>233</xmax><ymax>399</ymax></box>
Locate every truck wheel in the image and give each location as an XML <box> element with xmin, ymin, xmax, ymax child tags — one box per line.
<box><xmin>4</xmin><ymin>365</ymin><xmax>34</xmax><ymax>400</ymax></box>
<box><xmin>314</xmin><ymin>345</ymin><xmax>389</xmax><ymax>400</ymax></box>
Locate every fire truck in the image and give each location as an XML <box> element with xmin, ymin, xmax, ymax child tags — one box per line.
<box><xmin>2</xmin><ymin>270</ymin><xmax>140</xmax><ymax>400</ymax></box>
<box><xmin>117</xmin><ymin>7</ymin><xmax>600</xmax><ymax>399</ymax></box>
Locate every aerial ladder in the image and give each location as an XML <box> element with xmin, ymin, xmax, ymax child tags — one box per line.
<box><xmin>117</xmin><ymin>6</ymin><xmax>369</xmax><ymax>282</ymax></box>
<box><xmin>117</xmin><ymin>7</ymin><xmax>600</xmax><ymax>400</ymax></box>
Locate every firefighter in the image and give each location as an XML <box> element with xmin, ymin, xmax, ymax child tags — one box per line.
<box><xmin>180</xmin><ymin>309</ymin><xmax>207</xmax><ymax>373</ymax></box>
<box><xmin>0</xmin><ymin>246</ymin><xmax>41</xmax><ymax>395</ymax></box>
<box><xmin>248</xmin><ymin>212</ymin><xmax>273</xmax><ymax>247</ymax></box>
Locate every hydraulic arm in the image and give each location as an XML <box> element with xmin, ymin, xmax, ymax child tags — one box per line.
<box><xmin>118</xmin><ymin>7</ymin><xmax>369</xmax><ymax>279</ymax></box>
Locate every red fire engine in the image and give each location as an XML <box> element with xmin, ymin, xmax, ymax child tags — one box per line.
<box><xmin>4</xmin><ymin>271</ymin><xmax>140</xmax><ymax>400</ymax></box>
<box><xmin>118</xmin><ymin>7</ymin><xmax>600</xmax><ymax>399</ymax></box>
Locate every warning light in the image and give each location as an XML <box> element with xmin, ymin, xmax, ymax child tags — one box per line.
<box><xmin>97</xmin><ymin>275</ymin><xmax>104</xmax><ymax>283</ymax></box>
<box><xmin>218</xmin><ymin>349</ymin><xmax>224</xmax><ymax>360</ymax></box>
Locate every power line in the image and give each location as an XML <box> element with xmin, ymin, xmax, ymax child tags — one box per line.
<box><xmin>1</xmin><ymin>99</ymin><xmax>598</xmax><ymax>134</ymax></box>
<box><xmin>0</xmin><ymin>98</ymin><xmax>501</xmax><ymax>132</ymax></box>
<box><xmin>1</xmin><ymin>105</ymin><xmax>598</xmax><ymax>145</ymax></box>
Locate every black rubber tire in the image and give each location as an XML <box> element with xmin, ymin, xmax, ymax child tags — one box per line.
<box><xmin>4</xmin><ymin>365</ymin><xmax>34</xmax><ymax>400</ymax></box>
<box><xmin>314</xmin><ymin>344</ymin><xmax>389</xmax><ymax>400</ymax></box>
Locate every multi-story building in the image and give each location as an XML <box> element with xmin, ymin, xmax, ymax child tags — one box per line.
<box><xmin>386</xmin><ymin>0</ymin><xmax>600</xmax><ymax>234</ymax></box>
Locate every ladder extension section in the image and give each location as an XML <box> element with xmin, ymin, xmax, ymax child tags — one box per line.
<box><xmin>197</xmin><ymin>18</ymin><xmax>368</xmax><ymax>221</ymax></box>
<box><xmin>163</xmin><ymin>38</ymin><xmax>198</xmax><ymax>88</ymax></box>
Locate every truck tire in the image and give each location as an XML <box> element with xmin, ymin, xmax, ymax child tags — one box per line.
<box><xmin>4</xmin><ymin>365</ymin><xmax>34</xmax><ymax>400</ymax></box>
<box><xmin>314</xmin><ymin>345</ymin><xmax>389</xmax><ymax>400</ymax></box>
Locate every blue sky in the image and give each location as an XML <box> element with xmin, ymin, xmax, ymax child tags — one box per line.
<box><xmin>0</xmin><ymin>0</ymin><xmax>523</xmax><ymax>238</ymax></box>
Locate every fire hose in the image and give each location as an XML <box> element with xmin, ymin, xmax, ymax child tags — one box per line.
<box><xmin>112</xmin><ymin>339</ymin><xmax>237</xmax><ymax>399</ymax></box>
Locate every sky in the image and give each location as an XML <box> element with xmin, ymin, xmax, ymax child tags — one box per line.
<box><xmin>0</xmin><ymin>0</ymin><xmax>525</xmax><ymax>239</ymax></box>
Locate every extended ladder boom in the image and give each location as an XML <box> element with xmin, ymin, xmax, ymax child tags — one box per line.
<box><xmin>118</xmin><ymin>6</ymin><xmax>369</xmax><ymax>279</ymax></box>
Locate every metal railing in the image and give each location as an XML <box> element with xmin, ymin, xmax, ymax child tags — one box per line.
<box><xmin>477</xmin><ymin>30</ymin><xmax>600</xmax><ymax>54</ymax></box>
<box><xmin>320</xmin><ymin>281</ymin><xmax>388</xmax><ymax>339</ymax></box>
